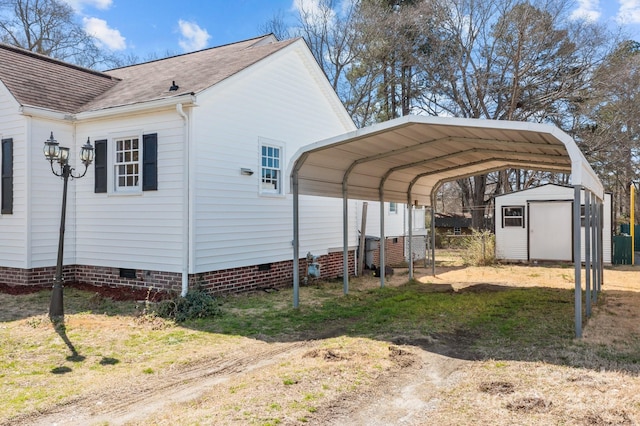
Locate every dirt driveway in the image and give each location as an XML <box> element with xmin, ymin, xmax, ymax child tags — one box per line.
<box><xmin>5</xmin><ymin>263</ymin><xmax>640</xmax><ymax>425</ymax></box>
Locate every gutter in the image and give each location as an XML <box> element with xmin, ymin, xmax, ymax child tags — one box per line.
<box><xmin>76</xmin><ymin>95</ymin><xmax>196</xmax><ymax>120</ymax></box>
<box><xmin>176</xmin><ymin>103</ymin><xmax>190</xmax><ymax>297</ymax></box>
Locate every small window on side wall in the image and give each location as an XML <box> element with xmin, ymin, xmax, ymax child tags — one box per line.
<box><xmin>389</xmin><ymin>202</ymin><xmax>397</xmax><ymax>214</ymax></box>
<box><xmin>502</xmin><ymin>206</ymin><xmax>524</xmax><ymax>228</ymax></box>
<box><xmin>260</xmin><ymin>142</ymin><xmax>283</xmax><ymax>195</ymax></box>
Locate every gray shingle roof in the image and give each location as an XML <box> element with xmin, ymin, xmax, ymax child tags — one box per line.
<box><xmin>0</xmin><ymin>35</ymin><xmax>298</xmax><ymax>114</ymax></box>
<box><xmin>0</xmin><ymin>43</ymin><xmax>119</xmax><ymax>113</ymax></box>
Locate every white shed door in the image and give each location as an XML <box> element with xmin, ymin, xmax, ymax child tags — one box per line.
<box><xmin>529</xmin><ymin>201</ymin><xmax>572</xmax><ymax>261</ymax></box>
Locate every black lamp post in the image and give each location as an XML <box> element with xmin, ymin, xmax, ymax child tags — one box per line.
<box><xmin>43</xmin><ymin>132</ymin><xmax>94</xmax><ymax>320</ymax></box>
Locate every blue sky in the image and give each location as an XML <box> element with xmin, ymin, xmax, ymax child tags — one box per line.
<box><xmin>64</xmin><ymin>0</ymin><xmax>640</xmax><ymax>60</ymax></box>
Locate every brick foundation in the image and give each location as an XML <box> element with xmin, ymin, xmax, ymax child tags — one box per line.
<box><xmin>368</xmin><ymin>236</ymin><xmax>406</xmax><ymax>267</ymax></box>
<box><xmin>0</xmin><ymin>250</ymin><xmax>355</xmax><ymax>296</ymax></box>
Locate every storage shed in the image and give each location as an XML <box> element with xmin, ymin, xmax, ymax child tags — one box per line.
<box><xmin>495</xmin><ymin>184</ymin><xmax>612</xmax><ymax>264</ymax></box>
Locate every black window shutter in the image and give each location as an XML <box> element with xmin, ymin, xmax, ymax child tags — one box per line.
<box><xmin>142</xmin><ymin>133</ymin><xmax>158</xmax><ymax>191</ymax></box>
<box><xmin>1</xmin><ymin>138</ymin><xmax>13</xmax><ymax>214</ymax></box>
<box><xmin>94</xmin><ymin>139</ymin><xmax>107</xmax><ymax>193</ymax></box>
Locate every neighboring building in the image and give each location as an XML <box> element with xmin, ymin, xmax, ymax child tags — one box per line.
<box><xmin>434</xmin><ymin>213</ymin><xmax>472</xmax><ymax>236</ymax></box>
<box><xmin>356</xmin><ymin>201</ymin><xmax>427</xmax><ymax>268</ymax></box>
<box><xmin>494</xmin><ymin>184</ymin><xmax>612</xmax><ymax>263</ymax></box>
<box><xmin>0</xmin><ymin>35</ymin><xmax>363</xmax><ymax>294</ymax></box>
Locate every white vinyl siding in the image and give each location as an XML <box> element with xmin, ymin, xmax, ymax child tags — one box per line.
<box><xmin>29</xmin><ymin>121</ymin><xmax>78</xmax><ymax>268</ymax></box>
<box><xmin>74</xmin><ymin>111</ymin><xmax>186</xmax><ymax>272</ymax></box>
<box><xmin>0</xmin><ymin>83</ymin><xmax>28</xmax><ymax>268</ymax></box>
<box><xmin>191</xmin><ymin>42</ymin><xmax>356</xmax><ymax>272</ymax></box>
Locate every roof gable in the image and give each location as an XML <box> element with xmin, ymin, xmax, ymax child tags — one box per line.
<box><xmin>493</xmin><ymin>183</ymin><xmax>573</xmax><ymax>199</ymax></box>
<box><xmin>83</xmin><ymin>35</ymin><xmax>299</xmax><ymax>112</ymax></box>
<box><xmin>0</xmin><ymin>43</ymin><xmax>119</xmax><ymax>113</ymax></box>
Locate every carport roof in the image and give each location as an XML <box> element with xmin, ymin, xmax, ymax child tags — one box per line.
<box><xmin>290</xmin><ymin>115</ymin><xmax>603</xmax><ymax>204</ymax></box>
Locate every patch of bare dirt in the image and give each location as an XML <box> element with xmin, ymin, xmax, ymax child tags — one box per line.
<box><xmin>0</xmin><ymin>281</ymin><xmax>170</xmax><ymax>301</ymax></box>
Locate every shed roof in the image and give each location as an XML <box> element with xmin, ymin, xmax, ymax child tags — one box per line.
<box><xmin>290</xmin><ymin>115</ymin><xmax>604</xmax><ymax>205</ymax></box>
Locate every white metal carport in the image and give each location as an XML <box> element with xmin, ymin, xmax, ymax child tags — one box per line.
<box><xmin>290</xmin><ymin>115</ymin><xmax>605</xmax><ymax>337</ymax></box>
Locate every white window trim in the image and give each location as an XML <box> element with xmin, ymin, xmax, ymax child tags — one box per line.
<box><xmin>389</xmin><ymin>202</ymin><xmax>398</xmax><ymax>214</ymax></box>
<box><xmin>502</xmin><ymin>205</ymin><xmax>524</xmax><ymax>228</ymax></box>
<box><xmin>107</xmin><ymin>131</ymin><xmax>143</xmax><ymax>196</ymax></box>
<box><xmin>258</xmin><ymin>137</ymin><xmax>286</xmax><ymax>197</ymax></box>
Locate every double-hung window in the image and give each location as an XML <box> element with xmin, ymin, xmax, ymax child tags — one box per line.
<box><xmin>502</xmin><ymin>206</ymin><xmax>524</xmax><ymax>227</ymax></box>
<box><xmin>261</xmin><ymin>143</ymin><xmax>282</xmax><ymax>195</ymax></box>
<box><xmin>389</xmin><ymin>202</ymin><xmax>398</xmax><ymax>214</ymax></box>
<box><xmin>115</xmin><ymin>137</ymin><xmax>140</xmax><ymax>191</ymax></box>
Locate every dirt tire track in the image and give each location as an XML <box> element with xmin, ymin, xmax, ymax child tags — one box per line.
<box><xmin>5</xmin><ymin>340</ymin><xmax>316</xmax><ymax>426</ymax></box>
<box><xmin>310</xmin><ymin>348</ymin><xmax>466</xmax><ymax>425</ymax></box>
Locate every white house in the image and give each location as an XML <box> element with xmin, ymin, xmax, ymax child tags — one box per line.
<box><xmin>494</xmin><ymin>184</ymin><xmax>612</xmax><ymax>264</ymax></box>
<box><xmin>0</xmin><ymin>35</ymin><xmax>368</xmax><ymax>294</ymax></box>
<box><xmin>355</xmin><ymin>201</ymin><xmax>427</xmax><ymax>268</ymax></box>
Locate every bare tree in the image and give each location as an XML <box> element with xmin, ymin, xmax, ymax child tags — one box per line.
<box><xmin>574</xmin><ymin>40</ymin><xmax>640</xmax><ymax>223</ymax></box>
<box><xmin>0</xmin><ymin>0</ymin><xmax>113</xmax><ymax>68</ymax></box>
<box><xmin>416</xmin><ymin>0</ymin><xmax>611</xmax><ymax>227</ymax></box>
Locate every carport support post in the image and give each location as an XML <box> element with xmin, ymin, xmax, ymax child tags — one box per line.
<box><xmin>574</xmin><ymin>185</ymin><xmax>582</xmax><ymax>338</ymax></box>
<box><xmin>585</xmin><ymin>189</ymin><xmax>591</xmax><ymax>318</ymax></box>
<box><xmin>292</xmin><ymin>171</ymin><xmax>300</xmax><ymax>308</ymax></box>
<box><xmin>598</xmin><ymin>201</ymin><xmax>604</xmax><ymax>295</ymax></box>
<box><xmin>591</xmin><ymin>193</ymin><xmax>598</xmax><ymax>303</ymax></box>
<box><xmin>342</xmin><ymin>182</ymin><xmax>349</xmax><ymax>295</ymax></box>
<box><xmin>379</xmin><ymin>188</ymin><xmax>386</xmax><ymax>288</ymax></box>
<box><xmin>408</xmin><ymin>196</ymin><xmax>414</xmax><ymax>280</ymax></box>
<box><xmin>431</xmin><ymin>194</ymin><xmax>436</xmax><ymax>276</ymax></box>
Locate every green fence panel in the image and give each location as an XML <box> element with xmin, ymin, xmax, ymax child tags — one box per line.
<box><xmin>620</xmin><ymin>224</ymin><xmax>640</xmax><ymax>248</ymax></box>
<box><xmin>613</xmin><ymin>235</ymin><xmax>633</xmax><ymax>265</ymax></box>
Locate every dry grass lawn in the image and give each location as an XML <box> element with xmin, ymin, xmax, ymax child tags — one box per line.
<box><xmin>1</xmin><ymin>252</ymin><xmax>640</xmax><ymax>425</ymax></box>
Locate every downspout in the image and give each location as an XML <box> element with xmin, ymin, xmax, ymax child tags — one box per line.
<box><xmin>177</xmin><ymin>103</ymin><xmax>190</xmax><ymax>297</ymax></box>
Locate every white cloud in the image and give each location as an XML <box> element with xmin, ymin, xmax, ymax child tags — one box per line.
<box><xmin>64</xmin><ymin>0</ymin><xmax>112</xmax><ymax>12</ymax></box>
<box><xmin>83</xmin><ymin>17</ymin><xmax>126</xmax><ymax>50</ymax></box>
<box><xmin>177</xmin><ymin>20</ymin><xmax>211</xmax><ymax>52</ymax></box>
<box><xmin>570</xmin><ymin>0</ymin><xmax>601</xmax><ymax>21</ymax></box>
<box><xmin>618</xmin><ymin>0</ymin><xmax>640</xmax><ymax>24</ymax></box>
<box><xmin>292</xmin><ymin>0</ymin><xmax>336</xmax><ymax>27</ymax></box>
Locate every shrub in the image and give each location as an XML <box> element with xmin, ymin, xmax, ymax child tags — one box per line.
<box><xmin>154</xmin><ymin>288</ymin><xmax>221</xmax><ymax>322</ymax></box>
<box><xmin>461</xmin><ymin>229</ymin><xmax>496</xmax><ymax>266</ymax></box>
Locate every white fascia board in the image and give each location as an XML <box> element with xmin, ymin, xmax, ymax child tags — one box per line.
<box><xmin>19</xmin><ymin>105</ymin><xmax>70</xmax><ymax>121</ymax></box>
<box><xmin>75</xmin><ymin>94</ymin><xmax>197</xmax><ymax>120</ymax></box>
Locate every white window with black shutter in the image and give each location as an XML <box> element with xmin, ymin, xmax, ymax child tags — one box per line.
<box><xmin>1</xmin><ymin>138</ymin><xmax>12</xmax><ymax>214</ymax></box>
<box><xmin>94</xmin><ymin>133</ymin><xmax>157</xmax><ymax>194</ymax></box>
